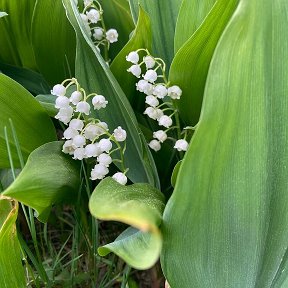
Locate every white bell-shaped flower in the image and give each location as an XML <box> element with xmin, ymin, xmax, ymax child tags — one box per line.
<box><xmin>126</xmin><ymin>51</ymin><xmax>139</xmax><ymax>64</ymax></box>
<box><xmin>143</xmin><ymin>69</ymin><xmax>158</xmax><ymax>83</ymax></box>
<box><xmin>76</xmin><ymin>101</ymin><xmax>90</xmax><ymax>115</ymax></box>
<box><xmin>168</xmin><ymin>85</ymin><xmax>182</xmax><ymax>100</ymax></box>
<box><xmin>127</xmin><ymin>65</ymin><xmax>141</xmax><ymax>78</ymax></box>
<box><xmin>72</xmin><ymin>134</ymin><xmax>86</xmax><ymax>148</ymax></box>
<box><xmin>69</xmin><ymin>119</ymin><xmax>84</xmax><ymax>131</ymax></box>
<box><xmin>97</xmin><ymin>153</ymin><xmax>112</xmax><ymax>166</ymax></box>
<box><xmin>80</xmin><ymin>13</ymin><xmax>89</xmax><ymax>24</ymax></box>
<box><xmin>51</xmin><ymin>84</ymin><xmax>66</xmax><ymax>96</ymax></box>
<box><xmin>145</xmin><ymin>95</ymin><xmax>159</xmax><ymax>107</ymax></box>
<box><xmin>93</xmin><ymin>27</ymin><xmax>104</xmax><ymax>40</ymax></box>
<box><xmin>63</xmin><ymin>127</ymin><xmax>79</xmax><ymax>139</ymax></box>
<box><xmin>70</xmin><ymin>91</ymin><xmax>82</xmax><ymax>105</ymax></box>
<box><xmin>148</xmin><ymin>140</ymin><xmax>161</xmax><ymax>152</ymax></box>
<box><xmin>98</xmin><ymin>138</ymin><xmax>113</xmax><ymax>152</ymax></box>
<box><xmin>73</xmin><ymin>148</ymin><xmax>86</xmax><ymax>160</ymax></box>
<box><xmin>92</xmin><ymin>95</ymin><xmax>108</xmax><ymax>110</ymax></box>
<box><xmin>143</xmin><ymin>55</ymin><xmax>156</xmax><ymax>69</ymax></box>
<box><xmin>113</xmin><ymin>126</ymin><xmax>127</xmax><ymax>142</ymax></box>
<box><xmin>144</xmin><ymin>107</ymin><xmax>163</xmax><ymax>120</ymax></box>
<box><xmin>153</xmin><ymin>130</ymin><xmax>167</xmax><ymax>143</ymax></box>
<box><xmin>62</xmin><ymin>140</ymin><xmax>74</xmax><ymax>155</ymax></box>
<box><xmin>153</xmin><ymin>84</ymin><xmax>168</xmax><ymax>99</ymax></box>
<box><xmin>158</xmin><ymin>115</ymin><xmax>173</xmax><ymax>128</ymax></box>
<box><xmin>174</xmin><ymin>139</ymin><xmax>189</xmax><ymax>151</ymax></box>
<box><xmin>106</xmin><ymin>29</ymin><xmax>118</xmax><ymax>43</ymax></box>
<box><xmin>112</xmin><ymin>172</ymin><xmax>127</xmax><ymax>185</ymax></box>
<box><xmin>55</xmin><ymin>96</ymin><xmax>70</xmax><ymax>109</ymax></box>
<box><xmin>90</xmin><ymin>164</ymin><xmax>109</xmax><ymax>180</ymax></box>
<box><xmin>86</xmin><ymin>9</ymin><xmax>100</xmax><ymax>23</ymax></box>
<box><xmin>85</xmin><ymin>143</ymin><xmax>101</xmax><ymax>158</ymax></box>
<box><xmin>55</xmin><ymin>106</ymin><xmax>73</xmax><ymax>125</ymax></box>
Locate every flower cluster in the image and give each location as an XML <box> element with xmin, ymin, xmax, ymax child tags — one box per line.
<box><xmin>80</xmin><ymin>0</ymin><xmax>118</xmax><ymax>56</ymax></box>
<box><xmin>126</xmin><ymin>49</ymin><xmax>190</xmax><ymax>153</ymax></box>
<box><xmin>52</xmin><ymin>78</ymin><xmax>128</xmax><ymax>185</ymax></box>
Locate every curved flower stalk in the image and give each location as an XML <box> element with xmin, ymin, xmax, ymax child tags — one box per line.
<box><xmin>126</xmin><ymin>49</ymin><xmax>192</xmax><ymax>154</ymax></box>
<box><xmin>52</xmin><ymin>78</ymin><xmax>128</xmax><ymax>185</ymax></box>
<box><xmin>79</xmin><ymin>0</ymin><xmax>118</xmax><ymax>61</ymax></box>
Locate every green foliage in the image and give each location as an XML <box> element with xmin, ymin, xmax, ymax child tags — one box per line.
<box><xmin>31</xmin><ymin>0</ymin><xmax>76</xmax><ymax>85</ymax></box>
<box><xmin>161</xmin><ymin>0</ymin><xmax>288</xmax><ymax>286</ymax></box>
<box><xmin>89</xmin><ymin>177</ymin><xmax>165</xmax><ymax>269</ymax></box>
<box><xmin>169</xmin><ymin>0</ymin><xmax>239</xmax><ymax>125</ymax></box>
<box><xmin>0</xmin><ymin>74</ymin><xmax>56</xmax><ymax>168</ymax></box>
<box><xmin>3</xmin><ymin>142</ymin><xmax>81</xmax><ymax>222</ymax></box>
<box><xmin>0</xmin><ymin>199</ymin><xmax>26</xmax><ymax>288</ymax></box>
<box><xmin>111</xmin><ymin>7</ymin><xmax>152</xmax><ymax>102</ymax></box>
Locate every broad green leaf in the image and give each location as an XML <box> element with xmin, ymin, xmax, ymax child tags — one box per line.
<box><xmin>162</xmin><ymin>0</ymin><xmax>288</xmax><ymax>287</ymax></box>
<box><xmin>174</xmin><ymin>0</ymin><xmax>216</xmax><ymax>52</ymax></box>
<box><xmin>169</xmin><ymin>0</ymin><xmax>239</xmax><ymax>126</ymax></box>
<box><xmin>101</xmin><ymin>0</ymin><xmax>134</xmax><ymax>60</ymax></box>
<box><xmin>35</xmin><ymin>94</ymin><xmax>58</xmax><ymax>117</ymax></box>
<box><xmin>129</xmin><ymin>0</ymin><xmax>182</xmax><ymax>66</ymax></box>
<box><xmin>31</xmin><ymin>0</ymin><xmax>76</xmax><ymax>85</ymax></box>
<box><xmin>0</xmin><ymin>62</ymin><xmax>50</xmax><ymax>95</ymax></box>
<box><xmin>89</xmin><ymin>177</ymin><xmax>165</xmax><ymax>269</ymax></box>
<box><xmin>171</xmin><ymin>160</ymin><xmax>182</xmax><ymax>188</ymax></box>
<box><xmin>111</xmin><ymin>7</ymin><xmax>152</xmax><ymax>102</ymax></box>
<box><xmin>3</xmin><ymin>142</ymin><xmax>81</xmax><ymax>222</ymax></box>
<box><xmin>0</xmin><ymin>74</ymin><xmax>56</xmax><ymax>168</ymax></box>
<box><xmin>63</xmin><ymin>0</ymin><xmax>159</xmax><ymax>187</ymax></box>
<box><xmin>0</xmin><ymin>0</ymin><xmax>37</xmax><ymax>69</ymax></box>
<box><xmin>0</xmin><ymin>198</ymin><xmax>26</xmax><ymax>288</ymax></box>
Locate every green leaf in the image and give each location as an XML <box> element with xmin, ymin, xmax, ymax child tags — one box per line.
<box><xmin>174</xmin><ymin>0</ymin><xmax>216</xmax><ymax>52</ymax></box>
<box><xmin>101</xmin><ymin>0</ymin><xmax>134</xmax><ymax>60</ymax></box>
<box><xmin>89</xmin><ymin>177</ymin><xmax>165</xmax><ymax>269</ymax></box>
<box><xmin>0</xmin><ymin>74</ymin><xmax>56</xmax><ymax>168</ymax></box>
<box><xmin>35</xmin><ymin>94</ymin><xmax>58</xmax><ymax>117</ymax></box>
<box><xmin>162</xmin><ymin>0</ymin><xmax>288</xmax><ymax>287</ymax></box>
<box><xmin>0</xmin><ymin>0</ymin><xmax>37</xmax><ymax>69</ymax></box>
<box><xmin>129</xmin><ymin>0</ymin><xmax>182</xmax><ymax>66</ymax></box>
<box><xmin>3</xmin><ymin>142</ymin><xmax>81</xmax><ymax>222</ymax></box>
<box><xmin>0</xmin><ymin>199</ymin><xmax>26</xmax><ymax>288</ymax></box>
<box><xmin>169</xmin><ymin>0</ymin><xmax>239</xmax><ymax>126</ymax></box>
<box><xmin>111</xmin><ymin>6</ymin><xmax>152</xmax><ymax>102</ymax></box>
<box><xmin>171</xmin><ymin>160</ymin><xmax>182</xmax><ymax>188</ymax></box>
<box><xmin>63</xmin><ymin>0</ymin><xmax>159</xmax><ymax>187</ymax></box>
<box><xmin>0</xmin><ymin>62</ymin><xmax>50</xmax><ymax>95</ymax></box>
<box><xmin>31</xmin><ymin>0</ymin><xmax>76</xmax><ymax>85</ymax></box>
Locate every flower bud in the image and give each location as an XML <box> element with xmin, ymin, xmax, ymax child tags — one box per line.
<box><xmin>97</xmin><ymin>153</ymin><xmax>112</xmax><ymax>166</ymax></box>
<box><xmin>98</xmin><ymin>138</ymin><xmax>113</xmax><ymax>152</ymax></box>
<box><xmin>153</xmin><ymin>130</ymin><xmax>167</xmax><ymax>143</ymax></box>
<box><xmin>86</xmin><ymin>9</ymin><xmax>100</xmax><ymax>23</ymax></box>
<box><xmin>106</xmin><ymin>29</ymin><xmax>118</xmax><ymax>43</ymax></box>
<box><xmin>70</xmin><ymin>91</ymin><xmax>82</xmax><ymax>105</ymax></box>
<box><xmin>143</xmin><ymin>55</ymin><xmax>156</xmax><ymax>69</ymax></box>
<box><xmin>126</xmin><ymin>51</ymin><xmax>139</xmax><ymax>64</ymax></box>
<box><xmin>92</xmin><ymin>95</ymin><xmax>108</xmax><ymax>110</ymax></box>
<box><xmin>51</xmin><ymin>84</ymin><xmax>66</xmax><ymax>96</ymax></box>
<box><xmin>148</xmin><ymin>140</ymin><xmax>161</xmax><ymax>152</ymax></box>
<box><xmin>143</xmin><ymin>70</ymin><xmax>158</xmax><ymax>83</ymax></box>
<box><xmin>113</xmin><ymin>126</ymin><xmax>127</xmax><ymax>142</ymax></box>
<box><xmin>145</xmin><ymin>95</ymin><xmax>159</xmax><ymax>107</ymax></box>
<box><xmin>55</xmin><ymin>96</ymin><xmax>70</xmax><ymax>109</ymax></box>
<box><xmin>90</xmin><ymin>164</ymin><xmax>109</xmax><ymax>180</ymax></box>
<box><xmin>93</xmin><ymin>27</ymin><xmax>104</xmax><ymax>40</ymax></box>
<box><xmin>127</xmin><ymin>65</ymin><xmax>141</xmax><ymax>78</ymax></box>
<box><xmin>76</xmin><ymin>101</ymin><xmax>90</xmax><ymax>115</ymax></box>
<box><xmin>158</xmin><ymin>115</ymin><xmax>173</xmax><ymax>128</ymax></box>
<box><xmin>168</xmin><ymin>85</ymin><xmax>182</xmax><ymax>100</ymax></box>
<box><xmin>174</xmin><ymin>139</ymin><xmax>189</xmax><ymax>151</ymax></box>
<box><xmin>112</xmin><ymin>172</ymin><xmax>127</xmax><ymax>185</ymax></box>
